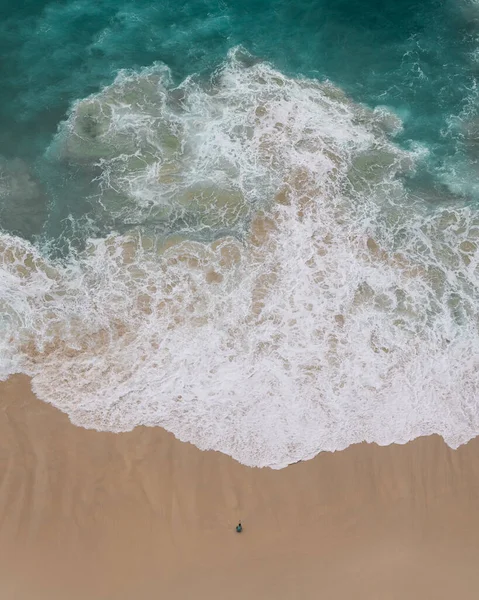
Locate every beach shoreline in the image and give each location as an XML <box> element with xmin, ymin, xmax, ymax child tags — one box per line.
<box><xmin>1</xmin><ymin>374</ymin><xmax>479</xmax><ymax>599</ymax></box>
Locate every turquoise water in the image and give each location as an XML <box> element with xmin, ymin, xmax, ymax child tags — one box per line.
<box><xmin>1</xmin><ymin>1</ymin><xmax>477</xmax><ymax>203</ymax></box>
<box><xmin>2</xmin><ymin>0</ymin><xmax>479</xmax><ymax>467</ymax></box>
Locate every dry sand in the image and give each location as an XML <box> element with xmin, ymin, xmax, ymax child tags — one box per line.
<box><xmin>1</xmin><ymin>374</ymin><xmax>479</xmax><ymax>599</ymax></box>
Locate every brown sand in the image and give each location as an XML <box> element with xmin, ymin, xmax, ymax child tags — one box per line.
<box><xmin>1</xmin><ymin>375</ymin><xmax>479</xmax><ymax>599</ymax></box>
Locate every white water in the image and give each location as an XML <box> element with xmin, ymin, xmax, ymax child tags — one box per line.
<box><xmin>2</xmin><ymin>49</ymin><xmax>479</xmax><ymax>468</ymax></box>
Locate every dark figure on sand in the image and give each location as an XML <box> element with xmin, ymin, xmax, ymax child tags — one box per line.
<box><xmin>236</xmin><ymin>522</ymin><xmax>242</xmax><ymax>533</ymax></box>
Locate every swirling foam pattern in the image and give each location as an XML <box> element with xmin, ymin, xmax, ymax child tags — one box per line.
<box><xmin>1</xmin><ymin>50</ymin><xmax>479</xmax><ymax>468</ymax></box>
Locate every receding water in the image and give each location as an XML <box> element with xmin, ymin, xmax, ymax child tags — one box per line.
<box><xmin>1</xmin><ymin>0</ymin><xmax>479</xmax><ymax>467</ymax></box>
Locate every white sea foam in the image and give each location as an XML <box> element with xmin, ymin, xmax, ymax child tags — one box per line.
<box><xmin>2</xmin><ymin>49</ymin><xmax>479</xmax><ymax>468</ymax></box>
<box><xmin>51</xmin><ymin>48</ymin><xmax>411</xmax><ymax>231</ymax></box>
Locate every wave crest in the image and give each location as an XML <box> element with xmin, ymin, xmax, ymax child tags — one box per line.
<box><xmin>3</xmin><ymin>51</ymin><xmax>479</xmax><ymax>468</ymax></box>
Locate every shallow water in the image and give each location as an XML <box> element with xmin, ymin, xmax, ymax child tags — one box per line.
<box><xmin>1</xmin><ymin>0</ymin><xmax>479</xmax><ymax>467</ymax></box>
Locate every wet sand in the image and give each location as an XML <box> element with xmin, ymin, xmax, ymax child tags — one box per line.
<box><xmin>1</xmin><ymin>374</ymin><xmax>479</xmax><ymax>599</ymax></box>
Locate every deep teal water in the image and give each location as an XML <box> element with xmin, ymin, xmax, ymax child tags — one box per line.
<box><xmin>4</xmin><ymin>0</ymin><xmax>479</xmax><ymax>467</ymax></box>
<box><xmin>0</xmin><ymin>0</ymin><xmax>478</xmax><ymax>239</ymax></box>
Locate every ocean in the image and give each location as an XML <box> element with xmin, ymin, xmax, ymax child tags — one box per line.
<box><xmin>1</xmin><ymin>0</ymin><xmax>479</xmax><ymax>467</ymax></box>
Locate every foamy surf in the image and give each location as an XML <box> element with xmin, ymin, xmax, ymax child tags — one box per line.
<box><xmin>1</xmin><ymin>48</ymin><xmax>479</xmax><ymax>468</ymax></box>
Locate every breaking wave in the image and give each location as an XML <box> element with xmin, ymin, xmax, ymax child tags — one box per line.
<box><xmin>2</xmin><ymin>49</ymin><xmax>479</xmax><ymax>468</ymax></box>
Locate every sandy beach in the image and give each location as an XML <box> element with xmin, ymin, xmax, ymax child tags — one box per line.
<box><xmin>0</xmin><ymin>374</ymin><xmax>479</xmax><ymax>599</ymax></box>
